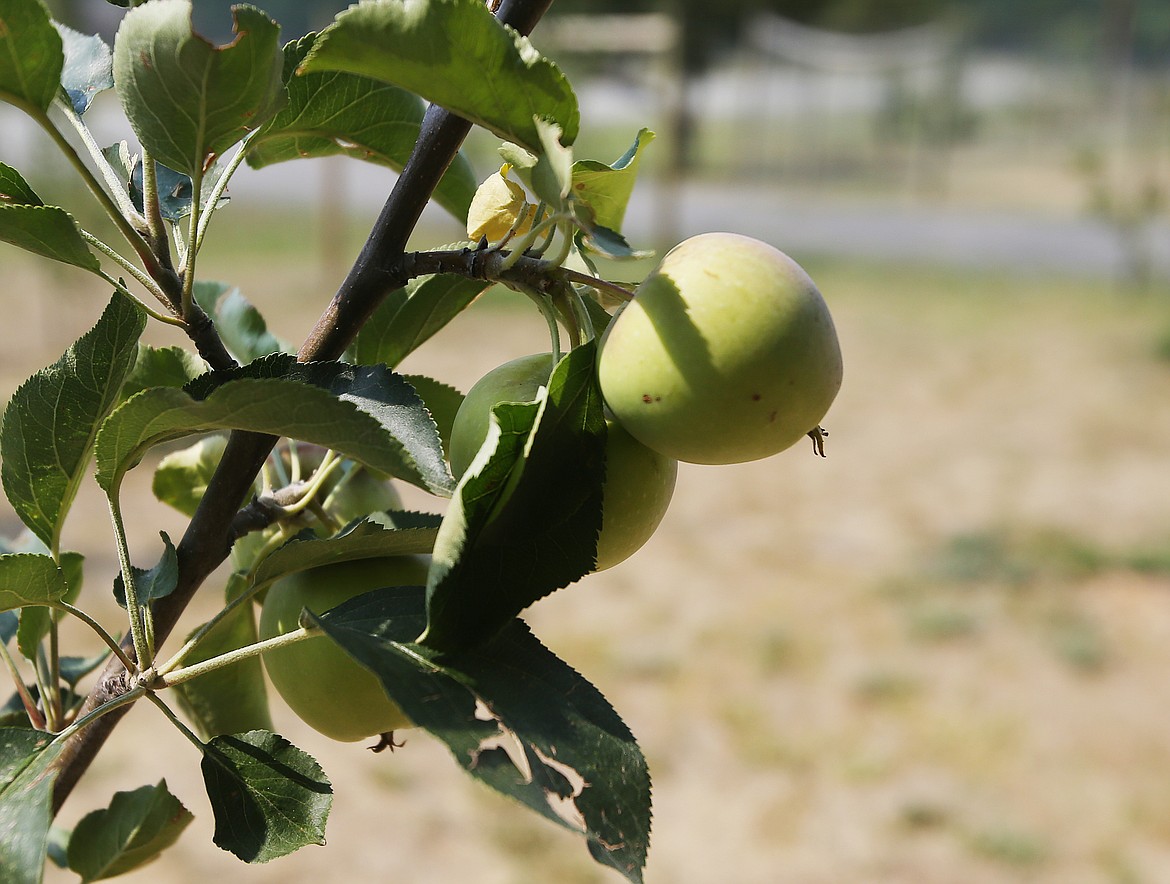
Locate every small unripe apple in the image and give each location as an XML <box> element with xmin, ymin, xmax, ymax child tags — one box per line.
<box><xmin>259</xmin><ymin>556</ymin><xmax>430</xmax><ymax>742</ymax></box>
<box><xmin>448</xmin><ymin>353</ymin><xmax>676</xmax><ymax>571</ymax></box>
<box><xmin>597</xmin><ymin>232</ymin><xmax>842</xmax><ymax>464</ymax></box>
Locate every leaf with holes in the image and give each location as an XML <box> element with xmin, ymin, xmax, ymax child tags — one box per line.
<box><xmin>316</xmin><ymin>586</ymin><xmax>651</xmax><ymax>883</ymax></box>
<box><xmin>112</xmin><ymin>0</ymin><xmax>284</xmax><ymax>177</ymax></box>
<box><xmin>421</xmin><ymin>344</ymin><xmax>605</xmax><ymax>651</ymax></box>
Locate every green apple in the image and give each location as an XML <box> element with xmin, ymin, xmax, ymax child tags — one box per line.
<box><xmin>259</xmin><ymin>555</ymin><xmax>430</xmax><ymax>742</ymax></box>
<box><xmin>596</xmin><ymin>232</ymin><xmax>842</xmax><ymax>464</ymax></box>
<box><xmin>448</xmin><ymin>353</ymin><xmax>677</xmax><ymax>571</ymax></box>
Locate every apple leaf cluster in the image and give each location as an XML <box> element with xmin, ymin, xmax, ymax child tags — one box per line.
<box><xmin>0</xmin><ymin>0</ymin><xmax>840</xmax><ymax>881</ymax></box>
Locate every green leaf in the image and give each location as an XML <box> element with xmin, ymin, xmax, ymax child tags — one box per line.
<box><xmin>0</xmin><ymin>204</ymin><xmax>100</xmax><ymax>270</ymax></box>
<box><xmin>300</xmin><ymin>0</ymin><xmax>579</xmax><ymax>153</ymax></box>
<box><xmin>173</xmin><ymin>574</ymin><xmax>272</xmax><ymax>739</ymax></box>
<box><xmin>187</xmin><ymin>356</ymin><xmax>452</xmax><ymax>491</ymax></box>
<box><xmin>192</xmin><ymin>281</ymin><xmax>287</xmax><ymax>365</ymax></box>
<box><xmin>251</xmin><ymin>514</ymin><xmax>441</xmax><ymax>590</ymax></box>
<box><xmin>112</xmin><ymin>532</ymin><xmax>178</xmax><ymax>609</ymax></box>
<box><xmin>574</xmin><ymin>212</ymin><xmax>653</xmax><ymax>261</ymax></box>
<box><xmin>0</xmin><ymin>535</ymin><xmax>82</xmax><ymax>660</ymax></box>
<box><xmin>422</xmin><ymin>345</ymin><xmax>605</xmax><ymax>651</ymax></box>
<box><xmin>0</xmin><ymin>553</ymin><xmax>69</xmax><ymax>612</ymax></box>
<box><xmin>45</xmin><ymin>825</ymin><xmax>69</xmax><ymax>869</ymax></box>
<box><xmin>56</xmin><ymin>23</ymin><xmax>113</xmax><ymax>116</ymax></box>
<box><xmin>99</xmin><ymin>140</ymin><xmax>134</xmax><ymax>200</ymax></box>
<box><xmin>401</xmin><ymin>374</ymin><xmax>463</xmax><ymax>460</ymax></box>
<box><xmin>0</xmin><ymin>0</ymin><xmax>63</xmax><ymax>113</ymax></box>
<box><xmin>151</xmin><ymin>434</ymin><xmax>232</xmax><ymax>518</ymax></box>
<box><xmin>530</xmin><ymin>118</ymin><xmax>574</xmax><ymax>208</ymax></box>
<box><xmin>1</xmin><ymin>292</ymin><xmax>145</xmax><ymax>548</ymax></box>
<box><xmin>0</xmin><ymin>726</ymin><xmax>64</xmax><ymax>884</ymax></box>
<box><xmin>96</xmin><ymin>360</ymin><xmax>453</xmax><ymax>498</ymax></box>
<box><xmin>571</xmin><ymin>128</ymin><xmax>654</xmax><ymax>233</ymax></box>
<box><xmin>349</xmin><ymin>273</ymin><xmax>488</xmax><ymax>370</ymax></box>
<box><xmin>316</xmin><ymin>587</ymin><xmax>651</xmax><ymax>883</ymax></box>
<box><xmin>58</xmin><ymin>647</ymin><xmax>111</xmax><ymax>688</ymax></box>
<box><xmin>248</xmin><ymin>33</ymin><xmax>476</xmax><ymax>221</ymax></box>
<box><xmin>15</xmin><ymin>550</ymin><xmax>81</xmax><ymax>661</ymax></box>
<box><xmin>119</xmin><ymin>344</ymin><xmax>207</xmax><ymax>403</ymax></box>
<box><xmin>0</xmin><ymin>611</ymin><xmax>16</xmax><ymax>644</ymax></box>
<box><xmin>129</xmin><ymin>157</ymin><xmax>229</xmax><ymax>222</ymax></box>
<box><xmin>201</xmin><ymin>730</ymin><xmax>331</xmax><ymax>863</ymax></box>
<box><xmin>0</xmin><ymin>162</ymin><xmax>42</xmax><ymax>205</ymax></box>
<box><xmin>112</xmin><ymin>0</ymin><xmax>285</xmax><ymax>177</ymax></box>
<box><xmin>67</xmin><ymin>780</ymin><xmax>193</xmax><ymax>882</ymax></box>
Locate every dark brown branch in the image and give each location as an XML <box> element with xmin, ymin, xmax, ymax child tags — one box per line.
<box><xmin>49</xmin><ymin>0</ymin><xmax>558</xmax><ymax>814</ymax></box>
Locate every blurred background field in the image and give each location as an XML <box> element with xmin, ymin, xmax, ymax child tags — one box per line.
<box><xmin>3</xmin><ymin>0</ymin><xmax>1170</xmax><ymax>881</ymax></box>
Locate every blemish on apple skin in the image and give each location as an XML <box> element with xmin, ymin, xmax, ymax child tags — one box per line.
<box><xmin>641</xmin><ymin>394</ymin><xmax>662</xmax><ymax>404</ymax></box>
<box><xmin>751</xmin><ymin>393</ymin><xmax>762</xmax><ymax>402</ymax></box>
<box><xmin>768</xmin><ymin>411</ymin><xmax>778</xmax><ymax>422</ymax></box>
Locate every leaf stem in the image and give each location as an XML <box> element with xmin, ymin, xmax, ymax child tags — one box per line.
<box><xmin>51</xmin><ymin>684</ymin><xmax>147</xmax><ymax>745</ymax></box>
<box><xmin>497</xmin><ymin>215</ymin><xmax>560</xmax><ymax>271</ymax></box>
<box><xmin>138</xmin><ymin>150</ymin><xmax>174</xmax><ymax>269</ymax></box>
<box><xmin>561</xmin><ymin>268</ymin><xmax>634</xmax><ymax>303</ymax></box>
<box><xmin>80</xmin><ymin>230</ymin><xmax>163</xmax><ymax>298</ymax></box>
<box><xmin>524</xmin><ymin>287</ymin><xmax>562</xmax><ymax>363</ymax></box>
<box><xmin>32</xmin><ymin>649</ymin><xmax>57</xmax><ymax>731</ymax></box>
<box><xmin>0</xmin><ymin>640</ymin><xmax>46</xmax><ymax>730</ymax></box>
<box><xmin>106</xmin><ymin>497</ymin><xmax>151</xmax><ymax>671</ymax></box>
<box><xmin>93</xmin><ymin>270</ymin><xmax>185</xmax><ymax>326</ymax></box>
<box><xmin>193</xmin><ymin>135</ymin><xmax>256</xmax><ymax>255</ymax></box>
<box><xmin>281</xmin><ymin>452</ymin><xmax>343</xmax><ymax>518</ymax></box>
<box><xmin>34</xmin><ymin>108</ymin><xmax>162</xmax><ymax>281</ymax></box>
<box><xmin>47</xmin><ymin>621</ymin><xmax>63</xmax><ymax>731</ymax></box>
<box><xmin>52</xmin><ymin>98</ymin><xmax>144</xmax><ymax>227</ymax></box>
<box><xmin>143</xmin><ymin>691</ymin><xmax>206</xmax><ymax>753</ymax></box>
<box><xmin>155</xmin><ymin>627</ymin><xmax>317</xmax><ymax>690</ymax></box>
<box><xmin>52</xmin><ymin>603</ymin><xmax>137</xmax><ymax>674</ymax></box>
<box><xmin>179</xmin><ymin>165</ymin><xmax>205</xmax><ymax>319</ymax></box>
<box><xmin>154</xmin><ymin>577</ymin><xmax>267</xmax><ymax>678</ymax></box>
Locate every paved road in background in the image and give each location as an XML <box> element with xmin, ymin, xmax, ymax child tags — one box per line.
<box><xmin>224</xmin><ymin>159</ymin><xmax>1170</xmax><ymax>282</ymax></box>
<box><xmin>621</xmin><ymin>180</ymin><xmax>1170</xmax><ymax>282</ymax></box>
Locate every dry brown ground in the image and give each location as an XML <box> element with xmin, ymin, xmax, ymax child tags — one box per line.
<box><xmin>6</xmin><ymin>247</ymin><xmax>1170</xmax><ymax>884</ymax></box>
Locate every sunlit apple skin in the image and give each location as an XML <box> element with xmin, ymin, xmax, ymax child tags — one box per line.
<box><xmin>259</xmin><ymin>556</ymin><xmax>430</xmax><ymax>742</ymax></box>
<box><xmin>597</xmin><ymin>232</ymin><xmax>842</xmax><ymax>465</ymax></box>
<box><xmin>448</xmin><ymin>354</ymin><xmax>677</xmax><ymax>571</ymax></box>
<box><xmin>594</xmin><ymin>421</ymin><xmax>677</xmax><ymax>570</ymax></box>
